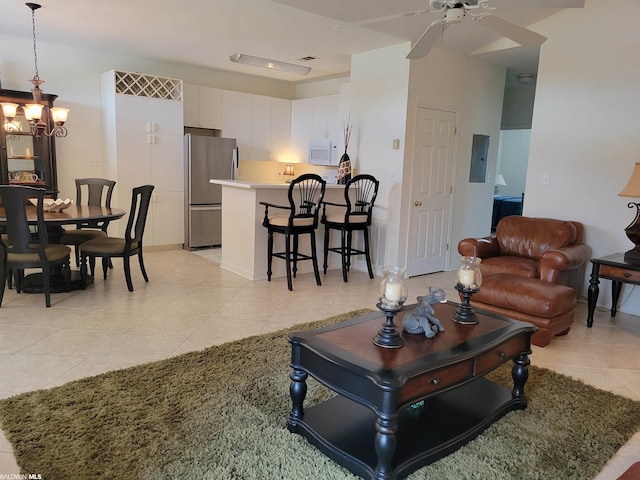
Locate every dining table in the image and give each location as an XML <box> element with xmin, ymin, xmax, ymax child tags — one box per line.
<box><xmin>0</xmin><ymin>204</ymin><xmax>127</xmax><ymax>293</ymax></box>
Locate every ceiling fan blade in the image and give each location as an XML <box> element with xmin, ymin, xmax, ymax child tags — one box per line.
<box><xmin>489</xmin><ymin>0</ymin><xmax>584</xmax><ymax>8</ymax></box>
<box><xmin>477</xmin><ymin>14</ymin><xmax>547</xmax><ymax>46</ymax></box>
<box><xmin>406</xmin><ymin>20</ymin><xmax>448</xmax><ymax>59</ymax></box>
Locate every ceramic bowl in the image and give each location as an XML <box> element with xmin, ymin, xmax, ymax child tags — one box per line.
<box><xmin>29</xmin><ymin>198</ymin><xmax>73</xmax><ymax>212</ymax></box>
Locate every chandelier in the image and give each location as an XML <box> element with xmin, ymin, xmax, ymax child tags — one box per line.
<box><xmin>1</xmin><ymin>3</ymin><xmax>69</xmax><ymax>138</ymax></box>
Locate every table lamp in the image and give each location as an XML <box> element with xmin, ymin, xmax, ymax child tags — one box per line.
<box><xmin>283</xmin><ymin>164</ymin><xmax>295</xmax><ymax>183</ymax></box>
<box><xmin>494</xmin><ymin>174</ymin><xmax>507</xmax><ymax>195</ymax></box>
<box><xmin>618</xmin><ymin>162</ymin><xmax>640</xmax><ymax>261</ymax></box>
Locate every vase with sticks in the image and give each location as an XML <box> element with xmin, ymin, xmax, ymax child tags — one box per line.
<box><xmin>337</xmin><ymin>114</ymin><xmax>352</xmax><ymax>185</ymax></box>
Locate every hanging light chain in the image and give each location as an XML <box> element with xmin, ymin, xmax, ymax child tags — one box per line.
<box><xmin>30</xmin><ymin>3</ymin><xmax>40</xmax><ymax>80</ymax></box>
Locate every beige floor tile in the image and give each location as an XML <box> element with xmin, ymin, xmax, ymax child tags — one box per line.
<box><xmin>0</xmin><ymin>248</ymin><xmax>639</xmax><ymax>478</ymax></box>
<box><xmin>20</xmin><ymin>329</ymin><xmax>122</xmax><ymax>358</ymax></box>
<box><xmin>0</xmin><ymin>353</ymin><xmax>83</xmax><ymax>395</ymax></box>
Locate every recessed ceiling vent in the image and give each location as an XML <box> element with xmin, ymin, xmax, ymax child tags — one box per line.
<box><xmin>298</xmin><ymin>56</ymin><xmax>317</xmax><ymax>62</ymax></box>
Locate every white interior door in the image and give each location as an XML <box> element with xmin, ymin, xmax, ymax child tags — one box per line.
<box><xmin>407</xmin><ymin>107</ymin><xmax>456</xmax><ymax>277</ymax></box>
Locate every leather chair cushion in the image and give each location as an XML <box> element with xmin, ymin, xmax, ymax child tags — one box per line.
<box><xmin>480</xmin><ymin>256</ymin><xmax>539</xmax><ymax>278</ymax></box>
<box><xmin>268</xmin><ymin>215</ymin><xmax>314</xmax><ymax>227</ymax></box>
<box><xmin>618</xmin><ymin>462</ymin><xmax>640</xmax><ymax>480</ymax></box>
<box><xmin>496</xmin><ymin>216</ymin><xmax>577</xmax><ymax>260</ymax></box>
<box><xmin>474</xmin><ymin>274</ymin><xmax>577</xmax><ymax>318</ymax></box>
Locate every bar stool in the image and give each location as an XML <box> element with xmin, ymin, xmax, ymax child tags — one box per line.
<box><xmin>322</xmin><ymin>174</ymin><xmax>379</xmax><ymax>282</ymax></box>
<box><xmin>260</xmin><ymin>174</ymin><xmax>326</xmax><ymax>291</ymax></box>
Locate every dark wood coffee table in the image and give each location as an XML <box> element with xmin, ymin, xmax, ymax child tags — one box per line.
<box><xmin>287</xmin><ymin>301</ymin><xmax>537</xmax><ymax>480</ymax></box>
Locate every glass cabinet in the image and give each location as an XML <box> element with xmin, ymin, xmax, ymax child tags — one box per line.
<box><xmin>0</xmin><ymin>88</ymin><xmax>59</xmax><ymax>195</ymax></box>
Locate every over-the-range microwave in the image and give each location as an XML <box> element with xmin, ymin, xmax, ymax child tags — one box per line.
<box><xmin>309</xmin><ymin>139</ymin><xmax>339</xmax><ymax>166</ymax></box>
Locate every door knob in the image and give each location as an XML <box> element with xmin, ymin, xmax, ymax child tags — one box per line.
<box><xmin>414</xmin><ymin>201</ymin><xmax>422</xmax><ymax>206</ymax></box>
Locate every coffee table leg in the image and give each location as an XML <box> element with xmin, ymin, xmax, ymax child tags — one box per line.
<box><xmin>287</xmin><ymin>367</ymin><xmax>308</xmax><ymax>431</ymax></box>
<box><xmin>511</xmin><ymin>353</ymin><xmax>530</xmax><ymax>399</ymax></box>
<box><xmin>374</xmin><ymin>413</ymin><xmax>398</xmax><ymax>480</ymax></box>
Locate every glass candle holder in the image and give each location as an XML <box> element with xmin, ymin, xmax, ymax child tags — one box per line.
<box><xmin>373</xmin><ymin>266</ymin><xmax>408</xmax><ymax>349</ymax></box>
<box><xmin>456</xmin><ymin>256</ymin><xmax>482</xmax><ymax>290</ymax></box>
<box><xmin>452</xmin><ymin>256</ymin><xmax>482</xmax><ymax>325</ymax></box>
<box><xmin>377</xmin><ymin>266</ymin><xmax>408</xmax><ymax>309</ymax></box>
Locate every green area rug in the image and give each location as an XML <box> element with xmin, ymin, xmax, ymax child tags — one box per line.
<box><xmin>1</xmin><ymin>309</ymin><xmax>640</xmax><ymax>479</ymax></box>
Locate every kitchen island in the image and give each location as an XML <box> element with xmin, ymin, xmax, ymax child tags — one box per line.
<box><xmin>209</xmin><ymin>179</ymin><xmax>345</xmax><ymax>281</ymax></box>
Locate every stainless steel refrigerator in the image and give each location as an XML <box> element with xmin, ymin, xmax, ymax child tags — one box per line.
<box><xmin>184</xmin><ymin>134</ymin><xmax>237</xmax><ymax>249</ymax></box>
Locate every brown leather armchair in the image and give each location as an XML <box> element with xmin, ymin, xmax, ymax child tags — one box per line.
<box><xmin>458</xmin><ymin>216</ymin><xmax>592</xmax><ymax>346</ymax></box>
<box><xmin>458</xmin><ymin>216</ymin><xmax>591</xmax><ymax>289</ymax></box>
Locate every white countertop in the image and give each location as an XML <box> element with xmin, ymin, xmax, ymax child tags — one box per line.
<box><xmin>209</xmin><ymin>179</ymin><xmax>343</xmax><ymax>189</ymax></box>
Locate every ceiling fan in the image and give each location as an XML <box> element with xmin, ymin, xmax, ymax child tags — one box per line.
<box><xmin>406</xmin><ymin>0</ymin><xmax>571</xmax><ymax>59</ymax></box>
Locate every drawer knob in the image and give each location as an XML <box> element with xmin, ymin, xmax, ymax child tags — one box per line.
<box><xmin>498</xmin><ymin>351</ymin><xmax>506</xmax><ymax>358</ymax></box>
<box><xmin>429</xmin><ymin>378</ymin><xmax>440</xmax><ymax>385</ymax></box>
<box><xmin>624</xmin><ymin>272</ymin><xmax>632</xmax><ymax>278</ymax></box>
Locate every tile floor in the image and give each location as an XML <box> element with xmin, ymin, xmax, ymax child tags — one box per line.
<box><xmin>0</xmin><ymin>248</ymin><xmax>638</xmax><ymax>478</ymax></box>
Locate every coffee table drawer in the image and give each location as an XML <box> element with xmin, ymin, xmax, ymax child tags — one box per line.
<box><xmin>475</xmin><ymin>336</ymin><xmax>529</xmax><ymax>375</ymax></box>
<box><xmin>600</xmin><ymin>265</ymin><xmax>640</xmax><ymax>283</ymax></box>
<box><xmin>399</xmin><ymin>360</ymin><xmax>472</xmax><ymax>404</ymax></box>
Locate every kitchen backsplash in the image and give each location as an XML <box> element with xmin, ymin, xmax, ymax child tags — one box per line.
<box><xmin>237</xmin><ymin>160</ymin><xmax>346</xmax><ymax>184</ymax></box>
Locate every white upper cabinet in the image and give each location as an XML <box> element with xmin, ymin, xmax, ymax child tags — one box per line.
<box><xmin>222</xmin><ymin>90</ymin><xmax>253</xmax><ymax>160</ymax></box>
<box><xmin>101</xmin><ymin>70</ymin><xmax>184</xmax><ymax>247</ymax></box>
<box><xmin>271</xmin><ymin>97</ymin><xmax>292</xmax><ymax>162</ymax></box>
<box><xmin>291</xmin><ymin>94</ymin><xmax>342</xmax><ymax>163</ymax></box>
<box><xmin>222</xmin><ymin>90</ymin><xmax>291</xmax><ymax>161</ymax></box>
<box><xmin>183</xmin><ymin>84</ymin><xmax>223</xmax><ymax>130</ymax></box>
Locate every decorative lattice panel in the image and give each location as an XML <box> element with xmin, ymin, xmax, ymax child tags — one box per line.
<box><xmin>114</xmin><ymin>71</ymin><xmax>182</xmax><ymax>101</ymax></box>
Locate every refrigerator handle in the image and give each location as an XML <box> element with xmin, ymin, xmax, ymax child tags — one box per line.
<box><xmin>232</xmin><ymin>146</ymin><xmax>239</xmax><ymax>180</ymax></box>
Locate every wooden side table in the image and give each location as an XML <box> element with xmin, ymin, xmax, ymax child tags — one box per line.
<box><xmin>587</xmin><ymin>253</ymin><xmax>640</xmax><ymax>327</ymax></box>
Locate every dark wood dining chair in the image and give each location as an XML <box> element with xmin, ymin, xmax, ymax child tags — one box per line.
<box><xmin>79</xmin><ymin>185</ymin><xmax>154</xmax><ymax>292</ymax></box>
<box><xmin>59</xmin><ymin>178</ymin><xmax>116</xmax><ymax>270</ymax></box>
<box><xmin>0</xmin><ymin>185</ymin><xmax>71</xmax><ymax>307</ymax></box>
<box><xmin>260</xmin><ymin>174</ymin><xmax>326</xmax><ymax>291</ymax></box>
<box><xmin>321</xmin><ymin>174</ymin><xmax>379</xmax><ymax>282</ymax></box>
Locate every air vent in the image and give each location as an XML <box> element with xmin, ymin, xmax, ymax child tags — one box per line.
<box><xmin>298</xmin><ymin>56</ymin><xmax>317</xmax><ymax>62</ymax></box>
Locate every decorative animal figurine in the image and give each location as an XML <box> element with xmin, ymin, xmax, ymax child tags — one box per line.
<box><xmin>402</xmin><ymin>287</ymin><xmax>447</xmax><ymax>338</ymax></box>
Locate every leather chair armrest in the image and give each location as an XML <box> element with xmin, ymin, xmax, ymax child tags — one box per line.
<box><xmin>457</xmin><ymin>237</ymin><xmax>500</xmax><ymax>258</ymax></box>
<box><xmin>539</xmin><ymin>244</ymin><xmax>592</xmax><ymax>282</ymax></box>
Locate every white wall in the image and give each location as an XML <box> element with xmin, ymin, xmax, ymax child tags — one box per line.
<box><xmin>345</xmin><ymin>44</ymin><xmax>505</xmax><ymax>274</ymax></box>
<box><xmin>501</xmin><ymin>83</ymin><xmax>536</xmax><ymax>129</ymax></box>
<box><xmin>0</xmin><ymin>34</ymin><xmax>295</xmax><ymax>201</ymax></box>
<box><xmin>349</xmin><ymin>43</ymin><xmax>411</xmax><ymax>273</ymax></box>
<box><xmin>497</xmin><ymin>129</ymin><xmax>530</xmax><ymax>197</ymax></box>
<box><xmin>402</xmin><ymin>47</ymin><xmax>506</xmax><ymax>270</ymax></box>
<box><xmin>525</xmin><ymin>0</ymin><xmax>640</xmax><ymax>310</ymax></box>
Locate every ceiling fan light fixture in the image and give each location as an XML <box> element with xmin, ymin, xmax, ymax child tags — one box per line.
<box><xmin>229</xmin><ymin>53</ymin><xmax>311</xmax><ymax>76</ymax></box>
<box><xmin>445</xmin><ymin>7</ymin><xmax>465</xmax><ymax>24</ymax></box>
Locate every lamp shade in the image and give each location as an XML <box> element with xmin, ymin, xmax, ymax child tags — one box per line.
<box><xmin>495</xmin><ymin>174</ymin><xmax>507</xmax><ymax>186</ymax></box>
<box><xmin>619</xmin><ymin>162</ymin><xmax>640</xmax><ymax>198</ymax></box>
<box><xmin>51</xmin><ymin>107</ymin><xmax>69</xmax><ymax>123</ymax></box>
<box><xmin>23</xmin><ymin>103</ymin><xmax>43</xmax><ymax>121</ymax></box>
<box><xmin>1</xmin><ymin>102</ymin><xmax>19</xmax><ymax>119</ymax></box>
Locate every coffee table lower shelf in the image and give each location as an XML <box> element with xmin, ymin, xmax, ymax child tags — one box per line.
<box><xmin>289</xmin><ymin>376</ymin><xmax>525</xmax><ymax>480</ymax></box>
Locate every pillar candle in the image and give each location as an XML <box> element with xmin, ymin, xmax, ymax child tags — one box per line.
<box><xmin>459</xmin><ymin>270</ymin><xmax>475</xmax><ymax>287</ymax></box>
<box><xmin>385</xmin><ymin>282</ymin><xmax>403</xmax><ymax>302</ymax></box>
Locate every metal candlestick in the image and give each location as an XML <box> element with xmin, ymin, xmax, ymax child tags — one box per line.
<box><xmin>372</xmin><ymin>302</ymin><xmax>405</xmax><ymax>349</ymax></box>
<box><xmin>452</xmin><ymin>283</ymin><xmax>480</xmax><ymax>325</ymax></box>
